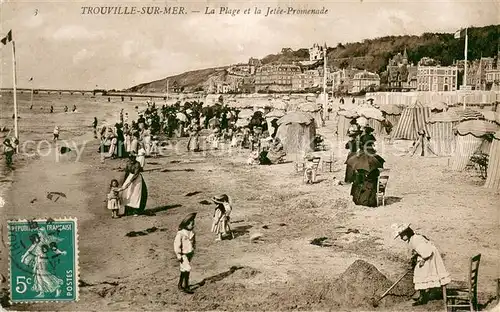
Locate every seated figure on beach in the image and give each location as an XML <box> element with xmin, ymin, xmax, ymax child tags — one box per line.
<box><xmin>266</xmin><ymin>137</ymin><xmax>286</xmax><ymax>164</ymax></box>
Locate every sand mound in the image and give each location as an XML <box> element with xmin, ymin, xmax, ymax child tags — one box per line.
<box><xmin>285</xmin><ymin>259</ymin><xmax>413</xmax><ymax>309</ymax></box>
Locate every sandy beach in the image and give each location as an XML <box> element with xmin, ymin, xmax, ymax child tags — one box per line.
<box><xmin>0</xmin><ymin>94</ymin><xmax>498</xmax><ymax>311</ymax></box>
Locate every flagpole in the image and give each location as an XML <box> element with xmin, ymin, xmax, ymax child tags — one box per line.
<box><xmin>463</xmin><ymin>27</ymin><xmax>468</xmax><ymax>110</ymax></box>
<box><xmin>12</xmin><ymin>40</ymin><xmax>19</xmax><ymax>152</ymax></box>
<box><xmin>30</xmin><ymin>78</ymin><xmax>34</xmax><ymax>109</ymax></box>
<box><xmin>323</xmin><ymin>44</ymin><xmax>327</xmax><ymax>126</ymax></box>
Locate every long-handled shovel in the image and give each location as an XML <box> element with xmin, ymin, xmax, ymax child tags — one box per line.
<box><xmin>370</xmin><ymin>270</ymin><xmax>412</xmax><ymax>308</ymax></box>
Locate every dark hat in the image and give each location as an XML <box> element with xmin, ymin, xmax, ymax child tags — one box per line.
<box><xmin>364</xmin><ymin>126</ymin><xmax>375</xmax><ymax>134</ymax></box>
<box><xmin>178</xmin><ymin>213</ymin><xmax>197</xmax><ymax>230</ymax></box>
<box><xmin>212</xmin><ymin>194</ymin><xmax>229</xmax><ymax>204</ymax></box>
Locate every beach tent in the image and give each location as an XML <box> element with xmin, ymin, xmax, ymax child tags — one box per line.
<box><xmin>485</xmin><ymin>130</ymin><xmax>500</xmax><ymax>190</ymax></box>
<box><xmin>358</xmin><ymin>106</ymin><xmax>384</xmax><ymax>137</ymax></box>
<box><xmin>481</xmin><ymin>111</ymin><xmax>500</xmax><ymax>125</ymax></box>
<box><xmin>427</xmin><ymin>101</ymin><xmax>448</xmax><ymax>112</ymax></box>
<box><xmin>265</xmin><ymin>110</ymin><xmax>286</xmax><ymax>137</ymax></box>
<box><xmin>299</xmin><ymin>102</ymin><xmax>323</xmax><ymax>128</ymax></box>
<box><xmin>276</xmin><ymin>111</ymin><xmax>316</xmax><ymax>155</ymax></box>
<box><xmin>451</xmin><ymin>120</ymin><xmax>499</xmax><ymax>171</ymax></box>
<box><xmin>391</xmin><ymin>101</ymin><xmax>431</xmax><ymax>140</ymax></box>
<box><xmin>377</xmin><ymin>104</ymin><xmax>403</xmax><ymax>136</ymax></box>
<box><xmin>448</xmin><ymin>107</ymin><xmax>485</xmax><ymax>121</ymax></box>
<box><xmin>336</xmin><ymin>110</ymin><xmax>358</xmax><ymax>141</ymax></box>
<box><xmin>427</xmin><ymin>111</ymin><xmax>461</xmax><ymax>156</ymax></box>
<box><xmin>268</xmin><ymin>99</ymin><xmax>288</xmax><ymax>111</ymax></box>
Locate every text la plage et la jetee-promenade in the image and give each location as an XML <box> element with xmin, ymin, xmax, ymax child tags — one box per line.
<box><xmin>80</xmin><ymin>6</ymin><xmax>329</xmax><ymax>16</ymax></box>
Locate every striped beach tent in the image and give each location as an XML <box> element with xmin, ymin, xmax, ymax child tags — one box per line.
<box><xmin>451</xmin><ymin>120</ymin><xmax>499</xmax><ymax>171</ymax></box>
<box><xmin>391</xmin><ymin>101</ymin><xmax>431</xmax><ymax>140</ymax></box>
<box><xmin>485</xmin><ymin>130</ymin><xmax>500</xmax><ymax>190</ymax></box>
<box><xmin>427</xmin><ymin>111</ymin><xmax>461</xmax><ymax>156</ymax></box>
<box><xmin>448</xmin><ymin>107</ymin><xmax>484</xmax><ymax>121</ymax></box>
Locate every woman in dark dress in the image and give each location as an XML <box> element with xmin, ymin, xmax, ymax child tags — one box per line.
<box><xmin>344</xmin><ymin>120</ymin><xmax>362</xmax><ymax>183</ymax></box>
<box><xmin>350</xmin><ymin>144</ymin><xmax>385</xmax><ymax>207</ymax></box>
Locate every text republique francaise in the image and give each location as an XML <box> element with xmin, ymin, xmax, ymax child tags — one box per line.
<box><xmin>80</xmin><ymin>6</ymin><xmax>329</xmax><ymax>17</ymax></box>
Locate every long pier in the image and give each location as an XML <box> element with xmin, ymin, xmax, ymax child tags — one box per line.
<box><xmin>0</xmin><ymin>88</ymin><xmax>98</xmax><ymax>95</ymax></box>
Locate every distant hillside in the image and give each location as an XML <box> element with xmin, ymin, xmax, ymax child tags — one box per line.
<box><xmin>126</xmin><ymin>67</ymin><xmax>228</xmax><ymax>93</ymax></box>
<box><xmin>327</xmin><ymin>25</ymin><xmax>500</xmax><ymax>72</ymax></box>
<box><xmin>127</xmin><ymin>25</ymin><xmax>499</xmax><ymax>93</ymax></box>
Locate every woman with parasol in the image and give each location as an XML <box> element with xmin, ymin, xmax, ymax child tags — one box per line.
<box><xmin>347</xmin><ymin>143</ymin><xmax>385</xmax><ymax>207</ymax></box>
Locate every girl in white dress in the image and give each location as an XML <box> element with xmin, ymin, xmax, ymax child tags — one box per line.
<box><xmin>392</xmin><ymin>223</ymin><xmax>451</xmax><ymax>306</ymax></box>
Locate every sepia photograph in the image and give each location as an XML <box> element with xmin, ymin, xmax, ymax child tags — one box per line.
<box><xmin>0</xmin><ymin>0</ymin><xmax>499</xmax><ymax>310</ymax></box>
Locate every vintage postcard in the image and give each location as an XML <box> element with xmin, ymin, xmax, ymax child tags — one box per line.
<box><xmin>0</xmin><ymin>0</ymin><xmax>499</xmax><ymax>311</ymax></box>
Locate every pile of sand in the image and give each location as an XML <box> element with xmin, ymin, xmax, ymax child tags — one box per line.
<box><xmin>283</xmin><ymin>259</ymin><xmax>414</xmax><ymax>309</ymax></box>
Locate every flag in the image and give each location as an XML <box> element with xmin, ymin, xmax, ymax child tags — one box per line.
<box><xmin>454</xmin><ymin>28</ymin><xmax>466</xmax><ymax>39</ymax></box>
<box><xmin>1</xmin><ymin>30</ymin><xmax>12</xmax><ymax>45</ymax></box>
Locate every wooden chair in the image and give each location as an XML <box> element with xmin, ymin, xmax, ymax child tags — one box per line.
<box><xmin>444</xmin><ymin>254</ymin><xmax>481</xmax><ymax>312</ymax></box>
<box><xmin>376</xmin><ymin>169</ymin><xmax>390</xmax><ymax>206</ymax></box>
<box><xmin>322</xmin><ymin>153</ymin><xmax>335</xmax><ymax>172</ymax></box>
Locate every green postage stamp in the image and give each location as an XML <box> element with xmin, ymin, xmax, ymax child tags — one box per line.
<box><xmin>7</xmin><ymin>218</ymin><xmax>79</xmax><ymax>303</ymax></box>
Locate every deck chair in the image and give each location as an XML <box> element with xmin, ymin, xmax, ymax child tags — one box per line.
<box><xmin>444</xmin><ymin>254</ymin><xmax>481</xmax><ymax>312</ymax></box>
<box><xmin>376</xmin><ymin>169</ymin><xmax>390</xmax><ymax>206</ymax></box>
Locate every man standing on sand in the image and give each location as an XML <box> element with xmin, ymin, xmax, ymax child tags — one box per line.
<box><xmin>92</xmin><ymin>117</ymin><xmax>98</xmax><ymax>138</ymax></box>
<box><xmin>3</xmin><ymin>138</ymin><xmax>18</xmax><ymax>168</ymax></box>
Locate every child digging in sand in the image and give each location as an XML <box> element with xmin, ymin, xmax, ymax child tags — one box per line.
<box><xmin>107</xmin><ymin>179</ymin><xmax>124</xmax><ymax>218</ymax></box>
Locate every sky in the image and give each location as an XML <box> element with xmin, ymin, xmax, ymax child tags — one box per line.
<box><xmin>0</xmin><ymin>0</ymin><xmax>498</xmax><ymax>90</ymax></box>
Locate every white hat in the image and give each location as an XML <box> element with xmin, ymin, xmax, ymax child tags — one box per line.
<box><xmin>391</xmin><ymin>223</ymin><xmax>410</xmax><ymax>239</ymax></box>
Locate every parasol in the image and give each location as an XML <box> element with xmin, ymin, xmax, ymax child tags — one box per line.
<box><xmin>378</xmin><ymin>104</ymin><xmax>403</xmax><ymax>115</ymax></box>
<box><xmin>265</xmin><ymin>110</ymin><xmax>286</xmax><ymax>119</ymax></box>
<box><xmin>338</xmin><ymin>110</ymin><xmax>359</xmax><ymax>118</ymax></box>
<box><xmin>176</xmin><ymin>112</ymin><xmax>188</xmax><ymax>122</ymax></box>
<box><xmin>238</xmin><ymin>109</ymin><xmax>254</xmax><ymax>119</ymax></box>
<box><xmin>357</xmin><ymin>106</ymin><xmax>384</xmax><ymax>121</ymax></box>
<box><xmin>346</xmin><ymin>152</ymin><xmax>385</xmax><ymax>172</ymax></box>
<box><xmin>235</xmin><ymin>118</ymin><xmax>250</xmax><ymax>128</ymax></box>
<box><xmin>299</xmin><ymin>102</ymin><xmax>320</xmax><ymax>112</ymax></box>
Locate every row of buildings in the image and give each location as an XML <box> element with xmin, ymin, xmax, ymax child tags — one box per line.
<box><xmin>206</xmin><ymin>44</ymin><xmax>500</xmax><ymax>94</ymax></box>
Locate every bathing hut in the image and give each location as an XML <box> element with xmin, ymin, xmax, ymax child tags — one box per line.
<box><xmin>485</xmin><ymin>130</ymin><xmax>500</xmax><ymax>190</ymax></box>
<box><xmin>451</xmin><ymin>120</ymin><xmax>499</xmax><ymax>171</ymax></box>
<box><xmin>276</xmin><ymin>111</ymin><xmax>316</xmax><ymax>155</ymax></box>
